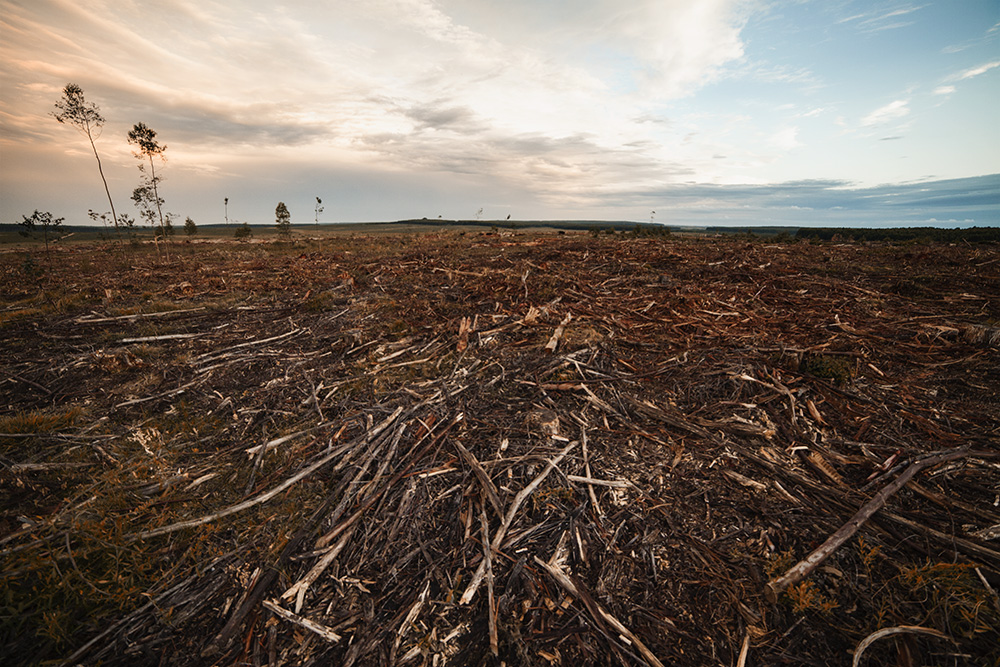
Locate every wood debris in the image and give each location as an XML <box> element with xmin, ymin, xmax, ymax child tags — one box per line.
<box><xmin>1</xmin><ymin>232</ymin><xmax>998</xmax><ymax>666</ymax></box>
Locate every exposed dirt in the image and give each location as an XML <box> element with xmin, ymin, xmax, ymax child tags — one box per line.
<box><xmin>1</xmin><ymin>232</ymin><xmax>998</xmax><ymax>666</ymax></box>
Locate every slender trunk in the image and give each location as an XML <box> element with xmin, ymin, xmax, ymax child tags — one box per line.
<box><xmin>148</xmin><ymin>156</ymin><xmax>168</xmax><ymax>260</ymax></box>
<box><xmin>87</xmin><ymin>125</ymin><xmax>121</xmax><ymax>242</ymax></box>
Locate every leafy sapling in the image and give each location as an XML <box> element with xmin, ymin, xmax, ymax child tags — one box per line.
<box><xmin>20</xmin><ymin>210</ymin><xmax>64</xmax><ymax>261</ymax></box>
<box><xmin>127</xmin><ymin>123</ymin><xmax>168</xmax><ymax>254</ymax></box>
<box><xmin>275</xmin><ymin>202</ymin><xmax>291</xmax><ymax>240</ymax></box>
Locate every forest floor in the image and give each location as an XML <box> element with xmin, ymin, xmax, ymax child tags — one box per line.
<box><xmin>1</xmin><ymin>231</ymin><xmax>999</xmax><ymax>666</ymax></box>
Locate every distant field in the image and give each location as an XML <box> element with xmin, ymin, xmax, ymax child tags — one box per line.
<box><xmin>1</xmin><ymin>219</ymin><xmax>703</xmax><ymax>247</ymax></box>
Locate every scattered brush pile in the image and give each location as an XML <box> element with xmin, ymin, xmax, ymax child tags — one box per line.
<box><xmin>1</xmin><ymin>232</ymin><xmax>999</xmax><ymax>666</ymax></box>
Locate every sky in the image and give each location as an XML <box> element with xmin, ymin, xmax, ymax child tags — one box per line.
<box><xmin>1</xmin><ymin>0</ymin><xmax>998</xmax><ymax>227</ymax></box>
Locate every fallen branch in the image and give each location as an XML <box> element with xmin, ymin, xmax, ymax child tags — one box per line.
<box><xmin>765</xmin><ymin>446</ymin><xmax>973</xmax><ymax>602</ymax></box>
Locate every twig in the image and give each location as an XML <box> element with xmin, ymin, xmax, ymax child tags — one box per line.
<box><xmin>852</xmin><ymin>626</ymin><xmax>950</xmax><ymax>667</ymax></box>
<box><xmin>74</xmin><ymin>306</ymin><xmax>206</xmax><ymax>324</ymax></box>
<box><xmin>10</xmin><ymin>373</ymin><xmax>52</xmax><ymax>395</ymax></box>
<box><xmin>455</xmin><ymin>440</ymin><xmax>503</xmax><ymax>518</ymax></box>
<box><xmin>282</xmin><ymin>525</ymin><xmax>356</xmax><ymax>614</ymax></box>
<box><xmin>566</xmin><ymin>474</ymin><xmax>629</xmax><ymax>488</ymax></box>
<box><xmin>262</xmin><ymin>599</ymin><xmax>342</xmax><ymax>642</ymax></box>
<box><xmin>245</xmin><ymin>421</ymin><xmax>336</xmax><ymax>457</ymax></box>
<box><xmin>736</xmin><ymin>633</ymin><xmax>750</xmax><ymax>667</ymax></box>
<box><xmin>120</xmin><ymin>333</ymin><xmax>202</xmax><ymax>344</ymax></box>
<box><xmin>581</xmin><ymin>428</ymin><xmax>603</xmax><ymax>516</ymax></box>
<box><xmin>115</xmin><ymin>379</ymin><xmax>200</xmax><ymax>409</ymax></box>
<box><xmin>481</xmin><ymin>503</ymin><xmax>498</xmax><ymax>656</ymax></box>
<box><xmin>533</xmin><ymin>556</ymin><xmax>664</xmax><ymax>667</ymax></box>
<box><xmin>393</xmin><ymin>580</ymin><xmax>431</xmax><ymax>657</ymax></box>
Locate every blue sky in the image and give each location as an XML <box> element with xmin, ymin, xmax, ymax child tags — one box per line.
<box><xmin>1</xmin><ymin>0</ymin><xmax>997</xmax><ymax>226</ymax></box>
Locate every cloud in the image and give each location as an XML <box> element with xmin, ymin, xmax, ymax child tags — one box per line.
<box><xmin>837</xmin><ymin>4</ymin><xmax>928</xmax><ymax>33</ymax></box>
<box><xmin>957</xmin><ymin>61</ymin><xmax>1000</xmax><ymax>80</ymax></box>
<box><xmin>933</xmin><ymin>85</ymin><xmax>956</xmax><ymax>95</ymax></box>
<box><xmin>771</xmin><ymin>127</ymin><xmax>800</xmax><ymax>150</ymax></box>
<box><xmin>861</xmin><ymin>100</ymin><xmax>910</xmax><ymax>126</ymax></box>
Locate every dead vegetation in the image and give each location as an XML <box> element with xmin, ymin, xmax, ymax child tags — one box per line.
<box><xmin>1</xmin><ymin>232</ymin><xmax>999</xmax><ymax>666</ymax></box>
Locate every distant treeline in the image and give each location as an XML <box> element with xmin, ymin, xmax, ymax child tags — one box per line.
<box><xmin>398</xmin><ymin>219</ymin><xmax>641</xmax><ymax>232</ymax></box>
<box><xmin>704</xmin><ymin>226</ymin><xmax>798</xmax><ymax>236</ymax></box>
<box><xmin>795</xmin><ymin>226</ymin><xmax>1000</xmax><ymax>243</ymax></box>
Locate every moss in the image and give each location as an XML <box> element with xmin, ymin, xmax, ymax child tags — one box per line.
<box><xmin>800</xmin><ymin>354</ymin><xmax>854</xmax><ymax>386</ymax></box>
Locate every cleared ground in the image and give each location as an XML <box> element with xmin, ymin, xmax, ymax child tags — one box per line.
<box><xmin>1</xmin><ymin>231</ymin><xmax>998</xmax><ymax>666</ymax></box>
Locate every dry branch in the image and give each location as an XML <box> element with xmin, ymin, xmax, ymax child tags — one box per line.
<box><xmin>533</xmin><ymin>556</ymin><xmax>665</xmax><ymax>667</ymax></box>
<box><xmin>262</xmin><ymin>599</ymin><xmax>342</xmax><ymax>642</ymax></box>
<box><xmin>765</xmin><ymin>446</ymin><xmax>974</xmax><ymax>602</ymax></box>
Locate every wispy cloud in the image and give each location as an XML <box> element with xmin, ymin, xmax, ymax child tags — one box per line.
<box><xmin>838</xmin><ymin>3</ymin><xmax>928</xmax><ymax>33</ymax></box>
<box><xmin>956</xmin><ymin>61</ymin><xmax>1000</xmax><ymax>80</ymax></box>
<box><xmin>861</xmin><ymin>99</ymin><xmax>910</xmax><ymax>126</ymax></box>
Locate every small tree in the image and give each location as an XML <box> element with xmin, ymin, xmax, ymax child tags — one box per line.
<box><xmin>127</xmin><ymin>123</ymin><xmax>168</xmax><ymax>254</ymax></box>
<box><xmin>53</xmin><ymin>84</ymin><xmax>121</xmax><ymax>239</ymax></box>
<box><xmin>184</xmin><ymin>216</ymin><xmax>197</xmax><ymax>236</ymax></box>
<box><xmin>131</xmin><ymin>182</ymin><xmax>164</xmax><ymax>236</ymax></box>
<box><xmin>224</xmin><ymin>197</ymin><xmax>229</xmax><ymax>225</ymax></box>
<box><xmin>234</xmin><ymin>222</ymin><xmax>252</xmax><ymax>241</ymax></box>
<box><xmin>20</xmin><ymin>210</ymin><xmax>64</xmax><ymax>260</ymax></box>
<box><xmin>275</xmin><ymin>202</ymin><xmax>291</xmax><ymax>239</ymax></box>
<box><xmin>315</xmin><ymin>197</ymin><xmax>324</xmax><ymax>225</ymax></box>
